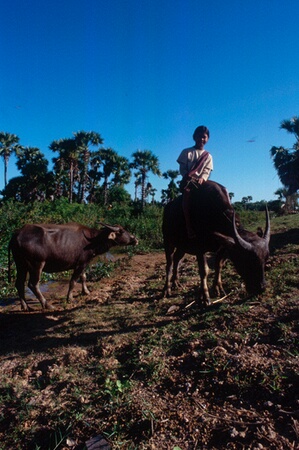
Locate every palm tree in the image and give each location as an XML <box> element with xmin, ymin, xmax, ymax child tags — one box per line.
<box><xmin>270</xmin><ymin>116</ymin><xmax>299</xmax><ymax>194</ymax></box>
<box><xmin>148</xmin><ymin>186</ymin><xmax>157</xmax><ymax>204</ymax></box>
<box><xmin>275</xmin><ymin>187</ymin><xmax>299</xmax><ymax>213</ymax></box>
<box><xmin>0</xmin><ymin>132</ymin><xmax>21</xmax><ymax>186</ymax></box>
<box><xmin>89</xmin><ymin>148</ymin><xmax>130</xmax><ymax>205</ymax></box>
<box><xmin>94</xmin><ymin>148</ymin><xmax>131</xmax><ymax>205</ymax></box>
<box><xmin>74</xmin><ymin>131</ymin><xmax>103</xmax><ymax>203</ymax></box>
<box><xmin>50</xmin><ymin>131</ymin><xmax>103</xmax><ymax>203</ymax></box>
<box><xmin>130</xmin><ymin>150</ymin><xmax>161</xmax><ymax>209</ymax></box>
<box><xmin>111</xmin><ymin>155</ymin><xmax>131</xmax><ymax>187</ymax></box>
<box><xmin>88</xmin><ymin>150</ymin><xmax>102</xmax><ymax>203</ymax></box>
<box><xmin>241</xmin><ymin>196</ymin><xmax>253</xmax><ymax>209</ymax></box>
<box><xmin>2</xmin><ymin>147</ymin><xmax>50</xmax><ymax>201</ymax></box>
<box><xmin>16</xmin><ymin>147</ymin><xmax>48</xmax><ymax>175</ymax></box>
<box><xmin>50</xmin><ymin>138</ymin><xmax>80</xmax><ymax>203</ymax></box>
<box><xmin>17</xmin><ymin>147</ymin><xmax>49</xmax><ymax>201</ymax></box>
<box><xmin>134</xmin><ymin>174</ymin><xmax>142</xmax><ymax>202</ymax></box>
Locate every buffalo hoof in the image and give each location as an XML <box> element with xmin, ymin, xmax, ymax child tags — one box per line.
<box><xmin>21</xmin><ymin>304</ymin><xmax>34</xmax><ymax>313</ymax></box>
<box><xmin>42</xmin><ymin>302</ymin><xmax>55</xmax><ymax>311</ymax></box>
<box><xmin>211</xmin><ymin>285</ymin><xmax>227</xmax><ymax>298</ymax></box>
<box><xmin>201</xmin><ymin>298</ymin><xmax>211</xmax><ymax>307</ymax></box>
<box><xmin>162</xmin><ymin>287</ymin><xmax>171</xmax><ymax>298</ymax></box>
<box><xmin>20</xmin><ymin>299</ymin><xmax>33</xmax><ymax>312</ymax></box>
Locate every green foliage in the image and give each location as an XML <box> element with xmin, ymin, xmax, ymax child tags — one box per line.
<box><xmin>270</xmin><ymin>116</ymin><xmax>299</xmax><ymax>194</ymax></box>
<box><xmin>103</xmin><ymin>203</ymin><xmax>164</xmax><ymax>251</ymax></box>
<box><xmin>105</xmin><ymin>186</ymin><xmax>132</xmax><ymax>204</ymax></box>
<box><xmin>236</xmin><ymin>209</ymin><xmax>269</xmax><ymax>230</ymax></box>
<box><xmin>162</xmin><ymin>170</ymin><xmax>180</xmax><ymax>204</ymax></box>
<box><xmin>270</xmin><ymin>213</ymin><xmax>299</xmax><ymax>232</ymax></box>
<box><xmin>86</xmin><ymin>260</ymin><xmax>115</xmax><ymax>281</ymax></box>
<box><xmin>130</xmin><ymin>204</ymin><xmax>164</xmax><ymax>250</ymax></box>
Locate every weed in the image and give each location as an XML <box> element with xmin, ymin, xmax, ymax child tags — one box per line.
<box><xmin>260</xmin><ymin>364</ymin><xmax>288</xmax><ymax>393</ymax></box>
<box><xmin>105</xmin><ymin>377</ymin><xmax>131</xmax><ymax>397</ymax></box>
<box><xmin>47</xmin><ymin>423</ymin><xmax>73</xmax><ymax>450</ymax></box>
<box><xmin>86</xmin><ymin>260</ymin><xmax>115</xmax><ymax>281</ymax></box>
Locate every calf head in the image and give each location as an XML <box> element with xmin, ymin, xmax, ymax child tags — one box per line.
<box><xmin>100</xmin><ymin>223</ymin><xmax>138</xmax><ymax>246</ymax></box>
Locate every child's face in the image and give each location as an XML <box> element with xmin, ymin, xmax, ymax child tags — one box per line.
<box><xmin>195</xmin><ymin>133</ymin><xmax>209</xmax><ymax>149</ymax></box>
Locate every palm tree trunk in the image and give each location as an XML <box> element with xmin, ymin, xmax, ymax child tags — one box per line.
<box><xmin>4</xmin><ymin>156</ymin><xmax>8</xmax><ymax>187</ymax></box>
<box><xmin>69</xmin><ymin>162</ymin><xmax>74</xmax><ymax>203</ymax></box>
<box><xmin>80</xmin><ymin>149</ymin><xmax>90</xmax><ymax>203</ymax></box>
<box><xmin>103</xmin><ymin>176</ymin><xmax>109</xmax><ymax>206</ymax></box>
<box><xmin>141</xmin><ymin>172</ymin><xmax>146</xmax><ymax>210</ymax></box>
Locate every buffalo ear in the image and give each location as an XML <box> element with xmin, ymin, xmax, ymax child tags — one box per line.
<box><xmin>108</xmin><ymin>231</ymin><xmax>117</xmax><ymax>241</ymax></box>
<box><xmin>256</xmin><ymin>227</ymin><xmax>263</xmax><ymax>237</ymax></box>
<box><xmin>213</xmin><ymin>232</ymin><xmax>235</xmax><ymax>248</ymax></box>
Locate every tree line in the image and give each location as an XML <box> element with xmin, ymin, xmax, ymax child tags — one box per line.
<box><xmin>0</xmin><ymin>116</ymin><xmax>299</xmax><ymax>210</ymax></box>
<box><xmin>0</xmin><ymin>130</ymin><xmax>168</xmax><ymax>207</ymax></box>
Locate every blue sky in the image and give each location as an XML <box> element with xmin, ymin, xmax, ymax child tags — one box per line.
<box><xmin>1</xmin><ymin>0</ymin><xmax>299</xmax><ymax>201</ymax></box>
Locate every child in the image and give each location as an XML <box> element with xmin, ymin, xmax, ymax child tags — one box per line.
<box><xmin>177</xmin><ymin>125</ymin><xmax>213</xmax><ymax>239</ymax></box>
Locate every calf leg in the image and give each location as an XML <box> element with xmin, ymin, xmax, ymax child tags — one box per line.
<box><xmin>196</xmin><ymin>253</ymin><xmax>211</xmax><ymax>306</ymax></box>
<box><xmin>67</xmin><ymin>267</ymin><xmax>88</xmax><ymax>302</ymax></box>
<box><xmin>81</xmin><ymin>272</ymin><xmax>90</xmax><ymax>295</ymax></box>
<box><xmin>15</xmin><ymin>264</ymin><xmax>30</xmax><ymax>311</ymax></box>
<box><xmin>28</xmin><ymin>263</ymin><xmax>51</xmax><ymax>310</ymax></box>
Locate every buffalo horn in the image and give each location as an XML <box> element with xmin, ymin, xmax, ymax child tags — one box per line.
<box><xmin>232</xmin><ymin>212</ymin><xmax>253</xmax><ymax>251</ymax></box>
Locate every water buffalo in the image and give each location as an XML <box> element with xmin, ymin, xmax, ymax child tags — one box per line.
<box><xmin>9</xmin><ymin>222</ymin><xmax>138</xmax><ymax>311</ymax></box>
<box><xmin>162</xmin><ymin>180</ymin><xmax>270</xmax><ymax>305</ymax></box>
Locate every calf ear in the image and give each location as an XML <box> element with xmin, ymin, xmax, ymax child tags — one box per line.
<box><xmin>213</xmin><ymin>232</ymin><xmax>235</xmax><ymax>248</ymax></box>
<box><xmin>99</xmin><ymin>222</ymin><xmax>120</xmax><ymax>232</ymax></box>
<box><xmin>108</xmin><ymin>232</ymin><xmax>117</xmax><ymax>241</ymax></box>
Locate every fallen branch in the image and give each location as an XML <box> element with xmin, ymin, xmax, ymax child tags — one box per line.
<box><xmin>185</xmin><ymin>292</ymin><xmax>232</xmax><ymax>309</ymax></box>
<box><xmin>212</xmin><ymin>292</ymin><xmax>232</xmax><ymax>304</ymax></box>
<box><xmin>184</xmin><ymin>300</ymin><xmax>196</xmax><ymax>310</ymax></box>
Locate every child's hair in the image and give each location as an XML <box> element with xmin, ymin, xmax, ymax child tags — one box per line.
<box><xmin>193</xmin><ymin>125</ymin><xmax>210</xmax><ymax>141</ymax></box>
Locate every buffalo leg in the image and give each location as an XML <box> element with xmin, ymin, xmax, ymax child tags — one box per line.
<box><xmin>196</xmin><ymin>253</ymin><xmax>211</xmax><ymax>306</ymax></box>
<box><xmin>171</xmin><ymin>249</ymin><xmax>185</xmax><ymax>290</ymax></box>
<box><xmin>212</xmin><ymin>249</ymin><xmax>227</xmax><ymax>297</ymax></box>
<box><xmin>162</xmin><ymin>243</ymin><xmax>175</xmax><ymax>297</ymax></box>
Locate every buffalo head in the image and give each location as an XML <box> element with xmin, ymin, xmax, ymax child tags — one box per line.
<box><xmin>215</xmin><ymin>208</ymin><xmax>270</xmax><ymax>296</ymax></box>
